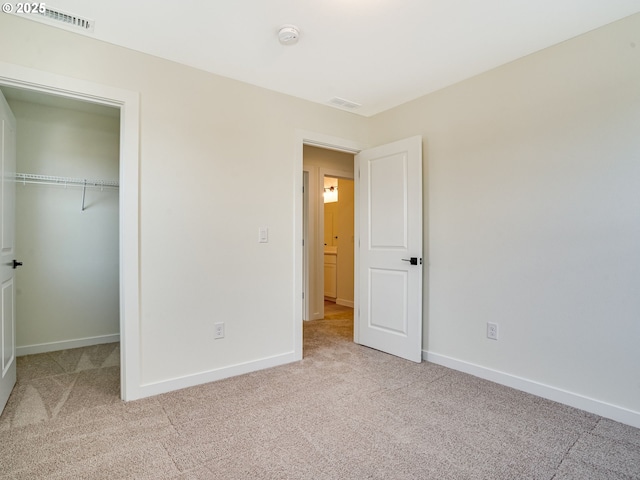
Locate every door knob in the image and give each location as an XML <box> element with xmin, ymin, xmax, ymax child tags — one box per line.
<box><xmin>12</xmin><ymin>259</ymin><xmax>23</xmax><ymax>269</ymax></box>
<box><xmin>401</xmin><ymin>257</ymin><xmax>422</xmax><ymax>265</ymax></box>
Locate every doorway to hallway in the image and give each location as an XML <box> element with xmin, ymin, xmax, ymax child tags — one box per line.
<box><xmin>296</xmin><ymin>132</ymin><xmax>424</xmax><ymax>364</ymax></box>
<box><xmin>302</xmin><ymin>145</ymin><xmax>355</xmax><ymax>323</ymax></box>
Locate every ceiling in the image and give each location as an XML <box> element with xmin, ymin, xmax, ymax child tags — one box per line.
<box><xmin>10</xmin><ymin>1</ymin><xmax>640</xmax><ymax>117</ymax></box>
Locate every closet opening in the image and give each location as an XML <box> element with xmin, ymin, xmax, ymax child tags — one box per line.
<box><xmin>1</xmin><ymin>85</ymin><xmax>122</xmax><ymax>420</ymax></box>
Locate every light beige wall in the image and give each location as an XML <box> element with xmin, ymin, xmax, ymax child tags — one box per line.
<box><xmin>0</xmin><ymin>14</ymin><xmax>369</xmax><ymax>386</ymax></box>
<box><xmin>8</xmin><ymin>99</ymin><xmax>120</xmax><ymax>350</ymax></box>
<box><xmin>370</xmin><ymin>13</ymin><xmax>640</xmax><ymax>413</ymax></box>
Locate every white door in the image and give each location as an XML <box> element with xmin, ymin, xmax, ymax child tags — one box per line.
<box><xmin>356</xmin><ymin>136</ymin><xmax>422</xmax><ymax>362</ymax></box>
<box><xmin>0</xmin><ymin>89</ymin><xmax>17</xmax><ymax>414</ymax></box>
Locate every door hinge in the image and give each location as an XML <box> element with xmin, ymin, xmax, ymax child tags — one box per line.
<box><xmin>302</xmin><ymin>291</ymin><xmax>305</xmax><ymax>299</ymax></box>
<box><xmin>302</xmin><ymin>239</ymin><xmax>304</xmax><ymax>246</ymax></box>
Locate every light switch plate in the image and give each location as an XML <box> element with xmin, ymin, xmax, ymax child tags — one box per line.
<box><xmin>259</xmin><ymin>227</ymin><xmax>269</xmax><ymax>243</ymax></box>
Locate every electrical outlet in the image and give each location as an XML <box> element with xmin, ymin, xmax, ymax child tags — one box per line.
<box><xmin>214</xmin><ymin>322</ymin><xmax>225</xmax><ymax>339</ymax></box>
<box><xmin>487</xmin><ymin>322</ymin><xmax>498</xmax><ymax>340</ymax></box>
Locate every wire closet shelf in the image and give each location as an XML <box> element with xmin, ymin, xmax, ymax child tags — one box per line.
<box><xmin>15</xmin><ymin>173</ymin><xmax>119</xmax><ymax>189</ymax></box>
<box><xmin>15</xmin><ymin>173</ymin><xmax>119</xmax><ymax>212</ymax></box>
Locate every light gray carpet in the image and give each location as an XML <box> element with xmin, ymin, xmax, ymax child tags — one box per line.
<box><xmin>0</xmin><ymin>318</ymin><xmax>639</xmax><ymax>479</ymax></box>
<box><xmin>0</xmin><ymin>343</ymin><xmax>121</xmax><ymax>429</ymax></box>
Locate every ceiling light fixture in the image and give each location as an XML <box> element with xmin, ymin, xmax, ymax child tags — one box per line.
<box><xmin>324</xmin><ymin>185</ymin><xmax>338</xmax><ymax>203</ymax></box>
<box><xmin>278</xmin><ymin>25</ymin><xmax>300</xmax><ymax>45</ymax></box>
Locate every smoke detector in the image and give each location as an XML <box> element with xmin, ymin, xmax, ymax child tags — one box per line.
<box><xmin>278</xmin><ymin>25</ymin><xmax>300</xmax><ymax>45</ymax></box>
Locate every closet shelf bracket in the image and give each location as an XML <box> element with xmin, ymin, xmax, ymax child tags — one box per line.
<box><xmin>82</xmin><ymin>180</ymin><xmax>87</xmax><ymax>212</ymax></box>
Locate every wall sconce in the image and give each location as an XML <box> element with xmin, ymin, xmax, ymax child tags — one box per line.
<box><xmin>324</xmin><ymin>185</ymin><xmax>338</xmax><ymax>203</ymax></box>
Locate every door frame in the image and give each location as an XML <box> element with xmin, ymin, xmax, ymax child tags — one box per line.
<box><xmin>294</xmin><ymin>131</ymin><xmax>366</xmax><ymax>358</ymax></box>
<box><xmin>0</xmin><ymin>61</ymin><xmax>141</xmax><ymax>401</ymax></box>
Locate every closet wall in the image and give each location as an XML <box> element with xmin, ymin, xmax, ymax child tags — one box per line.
<box><xmin>7</xmin><ymin>98</ymin><xmax>120</xmax><ymax>354</ymax></box>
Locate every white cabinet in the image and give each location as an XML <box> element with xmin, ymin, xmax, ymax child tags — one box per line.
<box><xmin>324</xmin><ymin>251</ymin><xmax>337</xmax><ymax>299</ymax></box>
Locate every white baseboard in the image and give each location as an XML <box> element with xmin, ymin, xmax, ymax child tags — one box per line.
<box><xmin>17</xmin><ymin>334</ymin><xmax>120</xmax><ymax>356</ymax></box>
<box><xmin>137</xmin><ymin>351</ymin><xmax>298</xmax><ymax>399</ymax></box>
<box><xmin>424</xmin><ymin>351</ymin><xmax>640</xmax><ymax>429</ymax></box>
<box><xmin>336</xmin><ymin>298</ymin><xmax>354</xmax><ymax>308</ymax></box>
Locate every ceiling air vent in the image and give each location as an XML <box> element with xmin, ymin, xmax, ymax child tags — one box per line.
<box><xmin>12</xmin><ymin>5</ymin><xmax>95</xmax><ymax>33</ymax></box>
<box><xmin>328</xmin><ymin>97</ymin><xmax>361</xmax><ymax>110</ymax></box>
